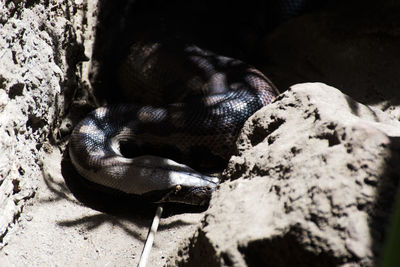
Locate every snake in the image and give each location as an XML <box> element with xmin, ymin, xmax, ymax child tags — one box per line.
<box><xmin>68</xmin><ymin>41</ymin><xmax>279</xmax><ymax>206</ymax></box>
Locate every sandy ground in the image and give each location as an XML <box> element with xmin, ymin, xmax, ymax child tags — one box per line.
<box><xmin>0</xmin><ymin>147</ymin><xmax>205</xmax><ymax>266</ymax></box>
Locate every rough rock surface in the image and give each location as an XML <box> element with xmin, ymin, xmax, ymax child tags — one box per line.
<box><xmin>0</xmin><ymin>0</ymin><xmax>75</xmax><ymax>244</ymax></box>
<box><xmin>168</xmin><ymin>83</ymin><xmax>400</xmax><ymax>266</ymax></box>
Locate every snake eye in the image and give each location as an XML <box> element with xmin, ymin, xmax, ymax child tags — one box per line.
<box><xmin>175</xmin><ymin>184</ymin><xmax>182</xmax><ymax>192</ymax></box>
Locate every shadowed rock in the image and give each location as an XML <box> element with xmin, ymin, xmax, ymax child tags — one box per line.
<box><xmin>169</xmin><ymin>83</ymin><xmax>400</xmax><ymax>267</ymax></box>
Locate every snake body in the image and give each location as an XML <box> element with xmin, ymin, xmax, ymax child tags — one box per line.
<box><xmin>69</xmin><ymin>42</ymin><xmax>278</xmax><ymax>205</ymax></box>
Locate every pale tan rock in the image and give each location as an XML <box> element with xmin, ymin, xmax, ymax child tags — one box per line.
<box><xmin>170</xmin><ymin>83</ymin><xmax>400</xmax><ymax>267</ymax></box>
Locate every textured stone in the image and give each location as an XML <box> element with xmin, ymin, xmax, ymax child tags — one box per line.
<box><xmin>0</xmin><ymin>1</ymin><xmax>65</xmax><ymax>244</ymax></box>
<box><xmin>169</xmin><ymin>83</ymin><xmax>400</xmax><ymax>267</ymax></box>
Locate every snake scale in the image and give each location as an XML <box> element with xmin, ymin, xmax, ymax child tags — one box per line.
<box><xmin>69</xmin><ymin>41</ymin><xmax>279</xmax><ymax>205</ymax></box>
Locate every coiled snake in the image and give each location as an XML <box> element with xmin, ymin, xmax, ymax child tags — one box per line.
<box><xmin>69</xmin><ymin>41</ymin><xmax>278</xmax><ymax>205</ymax></box>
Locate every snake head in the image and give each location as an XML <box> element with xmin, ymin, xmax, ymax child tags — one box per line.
<box><xmin>157</xmin><ymin>182</ymin><xmax>218</xmax><ymax>206</ymax></box>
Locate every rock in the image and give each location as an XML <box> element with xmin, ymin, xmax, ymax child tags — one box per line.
<box><xmin>0</xmin><ymin>0</ymin><xmax>90</xmax><ymax>247</ymax></box>
<box><xmin>0</xmin><ymin>1</ymin><xmax>62</xmax><ymax>244</ymax></box>
<box><xmin>168</xmin><ymin>83</ymin><xmax>400</xmax><ymax>267</ymax></box>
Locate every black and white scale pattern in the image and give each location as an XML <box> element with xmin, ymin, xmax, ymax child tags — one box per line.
<box><xmin>69</xmin><ymin>42</ymin><xmax>278</xmax><ymax>205</ymax></box>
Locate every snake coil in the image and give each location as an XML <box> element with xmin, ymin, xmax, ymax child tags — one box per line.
<box><xmin>69</xmin><ymin>42</ymin><xmax>278</xmax><ymax>205</ymax></box>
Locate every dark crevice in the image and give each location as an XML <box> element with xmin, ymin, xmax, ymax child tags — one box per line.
<box><xmin>238</xmin><ymin>232</ymin><xmax>340</xmax><ymax>267</ymax></box>
<box><xmin>26</xmin><ymin>114</ymin><xmax>46</xmax><ymax>132</ymax></box>
<box><xmin>346</xmin><ymin>163</ymin><xmax>357</xmax><ymax>172</ymax></box>
<box><xmin>250</xmin><ymin>118</ymin><xmax>285</xmax><ymax>147</ymax></box>
<box><xmin>8</xmin><ymin>82</ymin><xmax>24</xmax><ymax>99</ymax></box>
<box><xmin>344</xmin><ymin>95</ymin><xmax>380</xmax><ymax>122</ymax></box>
<box><xmin>291</xmin><ymin>146</ymin><xmax>302</xmax><ymax>156</ymax></box>
<box><xmin>12</xmin><ymin>179</ymin><xmax>21</xmax><ymax>194</ymax></box>
<box><xmin>221</xmin><ymin>252</ymin><xmax>234</xmax><ymax>266</ymax></box>
<box><xmin>176</xmin><ymin>229</ymin><xmax>221</xmax><ymax>267</ymax></box>
<box><xmin>24</xmin><ymin>0</ymin><xmax>40</xmax><ymax>8</ymax></box>
<box><xmin>224</xmin><ymin>161</ymin><xmax>249</xmax><ymax>181</ymax></box>
<box><xmin>250</xmin><ymin>125</ymin><xmax>269</xmax><ymax>147</ymax></box>
<box><xmin>0</xmin><ymin>75</ymin><xmax>6</xmax><ymax>88</ymax></box>
<box><xmin>251</xmin><ymin>163</ymin><xmax>272</xmax><ymax>177</ymax></box>
<box><xmin>309</xmin><ymin>212</ymin><xmax>328</xmax><ymax>228</ymax></box>
<box><xmin>369</xmin><ymin>137</ymin><xmax>400</xmax><ymax>264</ymax></box>
<box><xmin>315</xmin><ymin>131</ymin><xmax>341</xmax><ymax>147</ymax></box>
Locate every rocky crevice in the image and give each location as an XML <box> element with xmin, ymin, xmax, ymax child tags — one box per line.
<box><xmin>0</xmin><ymin>0</ymin><xmax>87</xmax><ymax>246</ymax></box>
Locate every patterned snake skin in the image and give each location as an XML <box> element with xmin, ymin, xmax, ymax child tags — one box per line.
<box><xmin>69</xmin><ymin>41</ymin><xmax>279</xmax><ymax>205</ymax></box>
